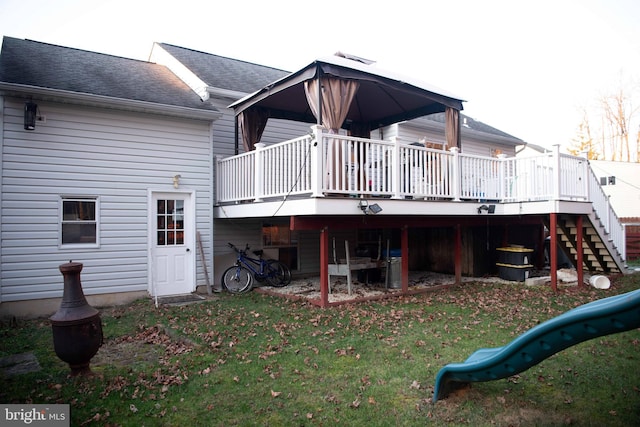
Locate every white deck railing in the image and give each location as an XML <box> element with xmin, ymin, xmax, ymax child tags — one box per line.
<box><xmin>587</xmin><ymin>165</ymin><xmax>624</xmax><ymax>251</ymax></box>
<box><xmin>216</xmin><ymin>126</ymin><xmax>593</xmax><ymax>205</ymax></box>
<box><xmin>216</xmin><ymin>125</ymin><xmax>623</xmax><ymax>258</ymax></box>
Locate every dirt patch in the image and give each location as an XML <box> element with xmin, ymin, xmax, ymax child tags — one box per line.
<box><xmin>92</xmin><ymin>340</ymin><xmax>165</xmax><ymax>369</ymax></box>
<box><xmin>156</xmin><ymin>294</ymin><xmax>206</xmax><ymax>307</ymax></box>
<box><xmin>92</xmin><ymin>325</ymin><xmax>195</xmax><ymax>369</ymax></box>
<box><xmin>264</xmin><ymin>271</ymin><xmax>512</xmax><ymax>303</ymax></box>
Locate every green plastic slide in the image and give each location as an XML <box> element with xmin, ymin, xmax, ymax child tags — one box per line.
<box><xmin>433</xmin><ymin>288</ymin><xmax>640</xmax><ymax>402</ymax></box>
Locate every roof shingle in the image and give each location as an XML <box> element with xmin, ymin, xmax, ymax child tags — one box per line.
<box><xmin>0</xmin><ymin>37</ymin><xmax>217</xmax><ymax>112</ymax></box>
<box><xmin>158</xmin><ymin>43</ymin><xmax>289</xmax><ymax>93</ymax></box>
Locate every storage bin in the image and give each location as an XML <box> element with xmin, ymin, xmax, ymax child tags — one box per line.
<box><xmin>389</xmin><ymin>249</ymin><xmax>402</xmax><ymax>257</ymax></box>
<box><xmin>496</xmin><ymin>262</ymin><xmax>533</xmax><ymax>282</ymax></box>
<box><xmin>497</xmin><ymin>247</ymin><xmax>533</xmax><ymax>265</ymax></box>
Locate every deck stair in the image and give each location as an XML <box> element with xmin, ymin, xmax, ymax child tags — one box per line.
<box><xmin>545</xmin><ymin>212</ymin><xmax>624</xmax><ymax>274</ymax></box>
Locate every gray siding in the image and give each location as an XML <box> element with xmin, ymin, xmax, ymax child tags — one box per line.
<box><xmin>210</xmin><ymin>99</ymin><xmax>316</xmax><ymax>276</ymax></box>
<box><xmin>210</xmin><ymin>96</ymin><xmax>313</xmax><ymax>156</ymax></box>
<box><xmin>1</xmin><ymin>97</ymin><xmax>214</xmax><ymax>302</ymax></box>
<box><xmin>212</xmin><ymin>219</ymin><xmax>263</xmax><ymax>284</ymax></box>
<box><xmin>297</xmin><ymin>230</ymin><xmax>321</xmax><ymax>275</ymax></box>
<box><xmin>379</xmin><ymin>122</ymin><xmax>517</xmax><ymax>157</ymax></box>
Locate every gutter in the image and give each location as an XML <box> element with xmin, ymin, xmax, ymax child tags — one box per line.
<box><xmin>206</xmin><ymin>86</ymin><xmax>247</xmax><ymax>102</ymax></box>
<box><xmin>0</xmin><ymin>82</ymin><xmax>223</xmax><ymax>121</ymax></box>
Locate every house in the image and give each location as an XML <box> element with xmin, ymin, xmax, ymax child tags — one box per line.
<box><xmin>0</xmin><ymin>37</ymin><xmax>221</xmax><ymax>317</ymax></box>
<box><xmin>588</xmin><ymin>160</ymin><xmax>640</xmax><ymax>220</ymax></box>
<box><xmin>590</xmin><ymin>160</ymin><xmax>640</xmax><ymax>261</ymax></box>
<box><xmin>0</xmin><ymin>37</ymin><xmax>627</xmax><ymax>316</ymax></box>
<box><xmin>213</xmin><ymin>53</ymin><xmax>625</xmax><ymax>307</ymax></box>
<box><xmin>150</xmin><ymin>44</ymin><xmax>528</xmax><ymax>282</ymax></box>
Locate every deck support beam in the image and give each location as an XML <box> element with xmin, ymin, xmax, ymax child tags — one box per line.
<box><xmin>455</xmin><ymin>224</ymin><xmax>462</xmax><ymax>285</ymax></box>
<box><xmin>401</xmin><ymin>226</ymin><xmax>409</xmax><ymax>292</ymax></box>
<box><xmin>576</xmin><ymin>215</ymin><xmax>584</xmax><ymax>288</ymax></box>
<box><xmin>550</xmin><ymin>213</ymin><xmax>558</xmax><ymax>291</ymax></box>
<box><xmin>319</xmin><ymin>227</ymin><xmax>329</xmax><ymax>307</ymax></box>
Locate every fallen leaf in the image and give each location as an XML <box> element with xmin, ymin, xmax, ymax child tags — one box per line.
<box><xmin>271</xmin><ymin>390</ymin><xmax>282</xmax><ymax>398</ymax></box>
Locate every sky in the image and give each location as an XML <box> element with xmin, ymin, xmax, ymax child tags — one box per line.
<box><xmin>1</xmin><ymin>0</ymin><xmax>639</xmax><ymax>152</ymax></box>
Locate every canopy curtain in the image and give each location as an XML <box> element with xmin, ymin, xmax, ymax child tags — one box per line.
<box><xmin>239</xmin><ymin>107</ymin><xmax>269</xmax><ymax>152</ymax></box>
<box><xmin>445</xmin><ymin>107</ymin><xmax>461</xmax><ymax>149</ymax></box>
<box><xmin>304</xmin><ymin>77</ymin><xmax>359</xmax><ymax>132</ymax></box>
<box><xmin>304</xmin><ymin>77</ymin><xmax>360</xmax><ymax>192</ymax></box>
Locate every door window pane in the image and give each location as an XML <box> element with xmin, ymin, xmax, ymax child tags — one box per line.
<box><xmin>157</xmin><ymin>199</ymin><xmax>185</xmax><ymax>246</ymax></box>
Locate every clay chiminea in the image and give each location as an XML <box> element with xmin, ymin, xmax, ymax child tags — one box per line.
<box><xmin>50</xmin><ymin>261</ymin><xmax>103</xmax><ymax>375</ymax></box>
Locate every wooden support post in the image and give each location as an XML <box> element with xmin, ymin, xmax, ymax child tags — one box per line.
<box><xmin>550</xmin><ymin>213</ymin><xmax>558</xmax><ymax>292</ymax></box>
<box><xmin>319</xmin><ymin>227</ymin><xmax>329</xmax><ymax>308</ymax></box>
<box><xmin>576</xmin><ymin>215</ymin><xmax>584</xmax><ymax>288</ymax></box>
<box><xmin>455</xmin><ymin>224</ymin><xmax>462</xmax><ymax>285</ymax></box>
<box><xmin>537</xmin><ymin>223</ymin><xmax>546</xmax><ymax>269</ymax></box>
<box><xmin>401</xmin><ymin>225</ymin><xmax>409</xmax><ymax>292</ymax></box>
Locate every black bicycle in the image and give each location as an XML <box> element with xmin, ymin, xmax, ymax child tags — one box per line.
<box><xmin>221</xmin><ymin>243</ymin><xmax>291</xmax><ymax>293</ymax></box>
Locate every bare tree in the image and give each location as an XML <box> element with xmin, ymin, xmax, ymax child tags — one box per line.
<box><xmin>600</xmin><ymin>88</ymin><xmax>633</xmax><ymax>161</ymax></box>
<box><xmin>572</xmin><ymin>74</ymin><xmax>639</xmax><ymax>162</ymax></box>
<box><xmin>637</xmin><ymin>124</ymin><xmax>640</xmax><ymax>163</ymax></box>
<box><xmin>568</xmin><ymin>108</ymin><xmax>600</xmax><ymax>159</ymax></box>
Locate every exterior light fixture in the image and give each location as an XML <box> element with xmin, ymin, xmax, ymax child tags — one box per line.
<box><xmin>24</xmin><ymin>101</ymin><xmax>38</xmax><ymax>130</ymax></box>
<box><xmin>358</xmin><ymin>199</ymin><xmax>382</xmax><ymax>215</ymax></box>
<box><xmin>477</xmin><ymin>204</ymin><xmax>496</xmax><ymax>214</ymax></box>
<box><xmin>368</xmin><ymin>203</ymin><xmax>382</xmax><ymax>214</ymax></box>
<box><xmin>173</xmin><ymin>174</ymin><xmax>181</xmax><ymax>189</ymax></box>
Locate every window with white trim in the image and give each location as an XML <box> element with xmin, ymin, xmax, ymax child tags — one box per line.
<box><xmin>60</xmin><ymin>197</ymin><xmax>99</xmax><ymax>246</ymax></box>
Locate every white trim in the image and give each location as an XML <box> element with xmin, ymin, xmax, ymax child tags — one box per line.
<box><xmin>58</xmin><ymin>195</ymin><xmax>101</xmax><ymax>249</ymax></box>
<box><xmin>150</xmin><ymin>43</ymin><xmax>211</xmax><ymax>101</ymax></box>
<box><xmin>0</xmin><ymin>82</ymin><xmax>222</xmax><ymax>121</ymax></box>
<box><xmin>147</xmin><ymin>188</ymin><xmax>197</xmax><ymax>299</ymax></box>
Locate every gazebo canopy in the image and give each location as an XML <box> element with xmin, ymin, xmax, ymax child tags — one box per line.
<box><xmin>230</xmin><ymin>54</ymin><xmax>464</xmax><ymax>130</ymax></box>
<box><xmin>229</xmin><ymin>53</ymin><xmax>466</xmax><ymax>151</ymax></box>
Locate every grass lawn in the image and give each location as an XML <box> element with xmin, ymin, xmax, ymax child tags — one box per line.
<box><xmin>1</xmin><ymin>274</ymin><xmax>639</xmax><ymax>426</ymax></box>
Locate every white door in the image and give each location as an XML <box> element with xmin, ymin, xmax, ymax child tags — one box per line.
<box><xmin>150</xmin><ymin>192</ymin><xmax>195</xmax><ymax>296</ymax></box>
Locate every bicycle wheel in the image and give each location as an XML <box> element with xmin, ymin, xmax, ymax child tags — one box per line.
<box><xmin>221</xmin><ymin>265</ymin><xmax>253</xmax><ymax>293</ymax></box>
<box><xmin>266</xmin><ymin>260</ymin><xmax>291</xmax><ymax>287</ymax></box>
